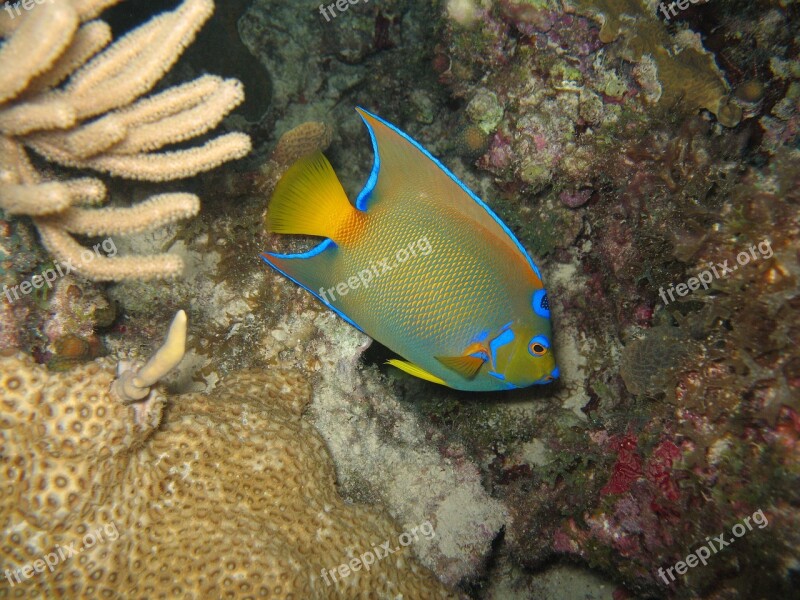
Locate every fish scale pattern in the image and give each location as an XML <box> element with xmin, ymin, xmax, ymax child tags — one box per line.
<box><xmin>335</xmin><ymin>195</ymin><xmax>537</xmax><ymax>362</ymax></box>
<box><xmin>264</xmin><ymin>109</ymin><xmax>550</xmax><ymax>389</ymax></box>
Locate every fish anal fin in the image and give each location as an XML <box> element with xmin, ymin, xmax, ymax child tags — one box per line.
<box><xmin>387</xmin><ymin>359</ymin><xmax>448</xmax><ymax>386</ymax></box>
<box><xmin>435</xmin><ymin>353</ymin><xmax>486</xmax><ymax>379</ymax></box>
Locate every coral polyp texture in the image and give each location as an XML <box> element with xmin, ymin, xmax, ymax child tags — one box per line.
<box><xmin>0</xmin><ymin>0</ymin><xmax>251</xmax><ymax>281</ymax></box>
<box><xmin>0</xmin><ymin>353</ymin><xmax>456</xmax><ymax>599</ymax></box>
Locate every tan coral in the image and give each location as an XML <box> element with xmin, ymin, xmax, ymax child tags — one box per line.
<box><xmin>270</xmin><ymin>122</ymin><xmax>334</xmax><ymax>169</ymax></box>
<box><xmin>246</xmin><ymin>121</ymin><xmax>333</xmax><ymax>219</ymax></box>
<box><xmin>0</xmin><ymin>0</ymin><xmax>251</xmax><ymax>281</ymax></box>
<box><xmin>0</xmin><ymin>353</ymin><xmax>456</xmax><ymax>599</ymax></box>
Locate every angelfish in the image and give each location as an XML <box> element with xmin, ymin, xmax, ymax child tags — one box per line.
<box><xmin>260</xmin><ymin>108</ymin><xmax>558</xmax><ymax>391</ymax></box>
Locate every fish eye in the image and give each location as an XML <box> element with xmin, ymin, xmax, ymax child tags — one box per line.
<box><xmin>528</xmin><ymin>335</ymin><xmax>550</xmax><ymax>356</ymax></box>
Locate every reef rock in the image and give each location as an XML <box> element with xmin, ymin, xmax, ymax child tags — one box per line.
<box><xmin>259</xmin><ymin>310</ymin><xmax>509</xmax><ymax>587</ymax></box>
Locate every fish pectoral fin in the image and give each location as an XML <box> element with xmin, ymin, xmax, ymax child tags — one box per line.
<box><xmin>435</xmin><ymin>354</ymin><xmax>486</xmax><ymax>379</ymax></box>
<box><xmin>386</xmin><ymin>359</ymin><xmax>448</xmax><ymax>386</ymax></box>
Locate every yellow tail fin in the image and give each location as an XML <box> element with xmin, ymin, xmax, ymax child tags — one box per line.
<box><xmin>266</xmin><ymin>151</ymin><xmax>355</xmax><ymax>241</ymax></box>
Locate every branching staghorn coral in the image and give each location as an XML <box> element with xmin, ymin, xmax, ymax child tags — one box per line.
<box><xmin>0</xmin><ymin>0</ymin><xmax>252</xmax><ymax>281</ymax></box>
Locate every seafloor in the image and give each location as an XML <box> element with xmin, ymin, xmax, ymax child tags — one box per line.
<box><xmin>1</xmin><ymin>0</ymin><xmax>798</xmax><ymax>599</ymax></box>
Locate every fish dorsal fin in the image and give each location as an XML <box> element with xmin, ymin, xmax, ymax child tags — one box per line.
<box><xmin>387</xmin><ymin>359</ymin><xmax>448</xmax><ymax>386</ymax></box>
<box><xmin>354</xmin><ymin>107</ymin><xmax>543</xmax><ymax>281</ymax></box>
<box><xmin>435</xmin><ymin>354</ymin><xmax>486</xmax><ymax>379</ymax></box>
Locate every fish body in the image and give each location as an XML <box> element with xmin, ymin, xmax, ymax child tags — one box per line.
<box><xmin>261</xmin><ymin>108</ymin><xmax>558</xmax><ymax>391</ymax></box>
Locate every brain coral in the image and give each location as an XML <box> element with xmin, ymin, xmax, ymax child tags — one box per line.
<box><xmin>0</xmin><ymin>352</ymin><xmax>455</xmax><ymax>599</ymax></box>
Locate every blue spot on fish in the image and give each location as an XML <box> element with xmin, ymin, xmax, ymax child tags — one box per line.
<box><xmin>530</xmin><ymin>334</ymin><xmax>550</xmax><ymax>349</ymax></box>
<box><xmin>490</xmin><ymin>326</ymin><xmax>515</xmax><ymax>367</ymax></box>
<box><xmin>533</xmin><ymin>289</ymin><xmax>550</xmax><ymax>319</ymax></box>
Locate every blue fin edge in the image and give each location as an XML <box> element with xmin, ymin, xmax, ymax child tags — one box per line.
<box><xmin>260</xmin><ymin>239</ymin><xmax>364</xmax><ymax>333</ymax></box>
<box><xmin>353</xmin><ymin>106</ymin><xmax>542</xmax><ymax>280</ymax></box>
<box><xmin>355</xmin><ymin>108</ymin><xmax>380</xmax><ymax>212</ymax></box>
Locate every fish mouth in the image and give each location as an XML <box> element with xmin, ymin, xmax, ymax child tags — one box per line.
<box><xmin>541</xmin><ymin>366</ymin><xmax>560</xmax><ymax>383</ymax></box>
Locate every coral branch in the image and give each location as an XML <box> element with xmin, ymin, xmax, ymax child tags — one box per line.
<box><xmin>109</xmin><ymin>78</ymin><xmax>246</xmax><ymax>155</ymax></box>
<box><xmin>50</xmin><ymin>193</ymin><xmax>200</xmax><ymax>235</ymax></box>
<box><xmin>0</xmin><ymin>2</ymin><xmax>78</xmax><ymax>103</ymax></box>
<box><xmin>67</xmin><ymin>0</ymin><xmax>214</xmax><ymax>119</ymax></box>
<box><xmin>71</xmin><ymin>0</ymin><xmax>122</xmax><ymax>21</ymax></box>
<box><xmin>0</xmin><ymin>0</ymin><xmax>251</xmax><ymax>281</ymax></box>
<box><xmin>26</xmin><ymin>21</ymin><xmax>113</xmax><ymax>95</ymax></box>
<box><xmin>0</xmin><ymin>182</ymin><xmax>75</xmax><ymax>216</ymax></box>
<box><xmin>35</xmin><ymin>221</ymin><xmax>185</xmax><ymax>281</ymax></box>
<box><xmin>0</xmin><ymin>99</ymin><xmax>76</xmax><ymax>136</ymax></box>
<box><xmin>26</xmin><ymin>76</ymin><xmax>246</xmax><ymax>160</ymax></box>
<box><xmin>75</xmin><ymin>133</ymin><xmax>252</xmax><ymax>181</ymax></box>
<box><xmin>113</xmin><ymin>310</ymin><xmax>187</xmax><ymax>403</ymax></box>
